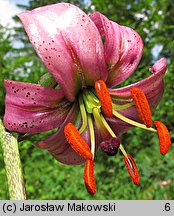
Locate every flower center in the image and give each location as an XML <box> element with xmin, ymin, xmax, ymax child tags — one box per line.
<box><xmin>63</xmin><ymin>80</ymin><xmax>171</xmax><ymax>194</ymax></box>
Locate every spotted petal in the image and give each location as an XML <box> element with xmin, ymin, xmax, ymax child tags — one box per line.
<box><xmin>3</xmin><ymin>80</ymin><xmax>71</xmax><ymax>133</ymax></box>
<box><xmin>108</xmin><ymin>58</ymin><xmax>167</xmax><ymax>135</ymax></box>
<box><xmin>35</xmin><ymin>102</ymin><xmax>101</xmax><ymax>165</ymax></box>
<box><xmin>19</xmin><ymin>3</ymin><xmax>108</xmax><ymax>102</ymax></box>
<box><xmin>90</xmin><ymin>12</ymin><xmax>143</xmax><ymax>87</ymax></box>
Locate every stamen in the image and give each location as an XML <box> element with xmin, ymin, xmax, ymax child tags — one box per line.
<box><xmin>131</xmin><ymin>87</ymin><xmax>152</xmax><ymax>127</ymax></box>
<box><xmin>154</xmin><ymin>121</ymin><xmax>172</xmax><ymax>155</ymax></box>
<box><xmin>64</xmin><ymin>123</ymin><xmax>93</xmax><ymax>160</ymax></box>
<box><xmin>83</xmin><ymin>159</ymin><xmax>96</xmax><ymax>194</ymax></box>
<box><xmin>113</xmin><ymin>110</ymin><xmax>156</xmax><ymax>133</ymax></box>
<box><xmin>112</xmin><ymin>102</ymin><xmax>134</xmax><ymax>111</ymax></box>
<box><xmin>78</xmin><ymin>94</ymin><xmax>87</xmax><ymax>134</ymax></box>
<box><xmin>95</xmin><ymin>80</ymin><xmax>113</xmax><ymax>117</ymax></box>
<box><xmin>123</xmin><ymin>154</ymin><xmax>140</xmax><ymax>185</ymax></box>
<box><xmin>88</xmin><ymin>114</ymin><xmax>95</xmax><ymax>159</ymax></box>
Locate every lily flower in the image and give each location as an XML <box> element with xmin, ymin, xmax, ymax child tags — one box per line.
<box><xmin>3</xmin><ymin>3</ymin><xmax>171</xmax><ymax>194</ymax></box>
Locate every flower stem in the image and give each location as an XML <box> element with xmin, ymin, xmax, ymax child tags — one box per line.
<box><xmin>0</xmin><ymin>120</ymin><xmax>26</xmax><ymax>200</ymax></box>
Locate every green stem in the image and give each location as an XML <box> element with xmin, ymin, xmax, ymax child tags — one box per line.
<box><xmin>0</xmin><ymin>120</ymin><xmax>26</xmax><ymax>200</ymax></box>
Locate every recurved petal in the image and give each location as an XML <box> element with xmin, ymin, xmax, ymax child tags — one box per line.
<box><xmin>107</xmin><ymin>26</ymin><xmax>143</xmax><ymax>87</ymax></box>
<box><xmin>90</xmin><ymin>12</ymin><xmax>122</xmax><ymax>68</ymax></box>
<box><xmin>108</xmin><ymin>58</ymin><xmax>167</xmax><ymax>135</ymax></box>
<box><xmin>18</xmin><ymin>3</ymin><xmax>108</xmax><ymax>102</ymax></box>
<box><xmin>109</xmin><ymin>58</ymin><xmax>167</xmax><ymax>104</ymax></box>
<box><xmin>35</xmin><ymin>102</ymin><xmax>85</xmax><ymax>165</ymax></box>
<box><xmin>35</xmin><ymin>103</ymin><xmax>101</xmax><ymax>165</ymax></box>
<box><xmin>4</xmin><ymin>80</ymin><xmax>71</xmax><ymax>133</ymax></box>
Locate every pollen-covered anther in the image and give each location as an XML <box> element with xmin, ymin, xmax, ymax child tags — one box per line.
<box><xmin>123</xmin><ymin>154</ymin><xmax>140</xmax><ymax>185</ymax></box>
<box><xmin>94</xmin><ymin>80</ymin><xmax>113</xmax><ymax>117</ymax></box>
<box><xmin>154</xmin><ymin>121</ymin><xmax>172</xmax><ymax>155</ymax></box>
<box><xmin>131</xmin><ymin>87</ymin><xmax>152</xmax><ymax>128</ymax></box>
<box><xmin>83</xmin><ymin>159</ymin><xmax>96</xmax><ymax>194</ymax></box>
<box><xmin>64</xmin><ymin>123</ymin><xmax>93</xmax><ymax>160</ymax></box>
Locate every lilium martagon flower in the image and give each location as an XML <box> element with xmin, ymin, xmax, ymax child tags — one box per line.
<box><xmin>3</xmin><ymin>3</ymin><xmax>172</xmax><ymax>194</ymax></box>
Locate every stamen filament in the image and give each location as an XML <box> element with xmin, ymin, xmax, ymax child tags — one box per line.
<box><xmin>78</xmin><ymin>94</ymin><xmax>87</xmax><ymax>134</ymax></box>
<box><xmin>154</xmin><ymin>121</ymin><xmax>172</xmax><ymax>155</ymax></box>
<box><xmin>92</xmin><ymin>108</ymin><xmax>111</xmax><ymax>140</ymax></box>
<box><xmin>112</xmin><ymin>102</ymin><xmax>134</xmax><ymax>111</ymax></box>
<box><xmin>113</xmin><ymin>110</ymin><xmax>156</xmax><ymax>133</ymax></box>
<box><xmin>83</xmin><ymin>159</ymin><xmax>96</xmax><ymax>195</ymax></box>
<box><xmin>131</xmin><ymin>87</ymin><xmax>152</xmax><ymax>127</ymax></box>
<box><xmin>64</xmin><ymin>123</ymin><xmax>93</xmax><ymax>160</ymax></box>
<box><xmin>88</xmin><ymin>114</ymin><xmax>95</xmax><ymax>159</ymax></box>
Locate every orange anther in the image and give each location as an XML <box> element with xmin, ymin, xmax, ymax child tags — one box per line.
<box><xmin>131</xmin><ymin>87</ymin><xmax>152</xmax><ymax>128</ymax></box>
<box><xmin>123</xmin><ymin>154</ymin><xmax>140</xmax><ymax>185</ymax></box>
<box><xmin>154</xmin><ymin>121</ymin><xmax>171</xmax><ymax>155</ymax></box>
<box><xmin>64</xmin><ymin>123</ymin><xmax>93</xmax><ymax>160</ymax></box>
<box><xmin>83</xmin><ymin>159</ymin><xmax>96</xmax><ymax>194</ymax></box>
<box><xmin>95</xmin><ymin>80</ymin><xmax>113</xmax><ymax>117</ymax></box>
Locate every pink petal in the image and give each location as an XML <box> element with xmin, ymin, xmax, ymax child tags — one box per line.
<box><xmin>4</xmin><ymin>80</ymin><xmax>71</xmax><ymax>133</ymax></box>
<box><xmin>107</xmin><ymin>25</ymin><xmax>143</xmax><ymax>87</ymax></box>
<box><xmin>18</xmin><ymin>3</ymin><xmax>108</xmax><ymax>102</ymax></box>
<box><xmin>108</xmin><ymin>58</ymin><xmax>167</xmax><ymax>135</ymax></box>
<box><xmin>35</xmin><ymin>102</ymin><xmax>85</xmax><ymax>165</ymax></box>
<box><xmin>90</xmin><ymin>12</ymin><xmax>143</xmax><ymax>87</ymax></box>
<box><xmin>35</xmin><ymin>103</ymin><xmax>101</xmax><ymax>165</ymax></box>
<box><xmin>90</xmin><ymin>12</ymin><xmax>122</xmax><ymax>68</ymax></box>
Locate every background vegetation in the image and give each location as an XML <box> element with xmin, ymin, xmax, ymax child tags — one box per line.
<box><xmin>0</xmin><ymin>0</ymin><xmax>174</xmax><ymax>199</ymax></box>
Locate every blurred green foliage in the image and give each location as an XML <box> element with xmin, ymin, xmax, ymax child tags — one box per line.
<box><xmin>0</xmin><ymin>0</ymin><xmax>174</xmax><ymax>199</ymax></box>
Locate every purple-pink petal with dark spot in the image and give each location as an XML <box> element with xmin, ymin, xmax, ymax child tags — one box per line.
<box><xmin>106</xmin><ymin>25</ymin><xmax>143</xmax><ymax>87</ymax></box>
<box><xmin>18</xmin><ymin>3</ymin><xmax>108</xmax><ymax>102</ymax></box>
<box><xmin>90</xmin><ymin>11</ymin><xmax>143</xmax><ymax>87</ymax></box>
<box><xmin>108</xmin><ymin>58</ymin><xmax>167</xmax><ymax>135</ymax></box>
<box><xmin>3</xmin><ymin>80</ymin><xmax>72</xmax><ymax>133</ymax></box>
<box><xmin>35</xmin><ymin>102</ymin><xmax>101</xmax><ymax>165</ymax></box>
<box><xmin>90</xmin><ymin>12</ymin><xmax>122</xmax><ymax>69</ymax></box>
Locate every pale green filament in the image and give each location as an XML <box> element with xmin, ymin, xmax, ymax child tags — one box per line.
<box><xmin>113</xmin><ymin>110</ymin><xmax>157</xmax><ymax>133</ymax></box>
<box><xmin>112</xmin><ymin>102</ymin><xmax>134</xmax><ymax>111</ymax></box>
<box><xmin>88</xmin><ymin>114</ymin><xmax>95</xmax><ymax>159</ymax></box>
<box><xmin>78</xmin><ymin>94</ymin><xmax>87</xmax><ymax>134</ymax></box>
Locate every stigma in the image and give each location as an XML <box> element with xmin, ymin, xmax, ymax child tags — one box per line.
<box><xmin>63</xmin><ymin>80</ymin><xmax>171</xmax><ymax>194</ymax></box>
